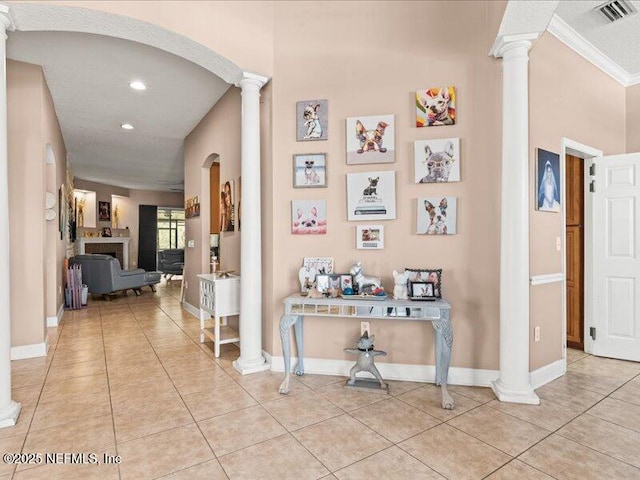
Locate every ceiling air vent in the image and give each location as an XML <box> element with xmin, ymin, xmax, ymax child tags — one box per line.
<box><xmin>596</xmin><ymin>0</ymin><xmax>637</xmax><ymax>22</ymax></box>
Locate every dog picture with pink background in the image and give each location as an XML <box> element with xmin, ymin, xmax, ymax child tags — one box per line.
<box><xmin>291</xmin><ymin>199</ymin><xmax>327</xmax><ymax>235</ymax></box>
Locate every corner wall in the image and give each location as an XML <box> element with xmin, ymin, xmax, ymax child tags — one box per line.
<box><xmin>626</xmin><ymin>84</ymin><xmax>640</xmax><ymax>153</ymax></box>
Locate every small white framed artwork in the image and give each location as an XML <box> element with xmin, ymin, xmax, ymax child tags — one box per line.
<box><xmin>291</xmin><ymin>199</ymin><xmax>327</xmax><ymax>235</ymax></box>
<box><xmin>347</xmin><ymin>171</ymin><xmax>396</xmax><ymax>221</ymax></box>
<box><xmin>417</xmin><ymin>197</ymin><xmax>457</xmax><ymax>235</ymax></box>
<box><xmin>356</xmin><ymin>225</ymin><xmax>384</xmax><ymax>250</ymax></box>
<box><xmin>414</xmin><ymin>138</ymin><xmax>460</xmax><ymax>183</ymax></box>
<box><xmin>345</xmin><ymin>114</ymin><xmax>395</xmax><ymax>165</ymax></box>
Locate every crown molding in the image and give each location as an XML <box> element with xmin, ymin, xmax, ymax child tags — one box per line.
<box><xmin>547</xmin><ymin>14</ymin><xmax>639</xmax><ymax>87</ymax></box>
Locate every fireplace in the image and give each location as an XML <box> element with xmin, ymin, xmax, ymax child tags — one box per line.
<box><xmin>77</xmin><ymin>237</ymin><xmax>131</xmax><ymax>269</ymax></box>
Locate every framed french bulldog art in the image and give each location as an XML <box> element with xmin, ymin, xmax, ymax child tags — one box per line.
<box><xmin>416</xmin><ymin>86</ymin><xmax>456</xmax><ymax>127</ymax></box>
<box><xmin>356</xmin><ymin>225</ymin><xmax>384</xmax><ymax>250</ymax></box>
<box><xmin>293</xmin><ymin>153</ymin><xmax>327</xmax><ymax>188</ymax></box>
<box><xmin>291</xmin><ymin>199</ymin><xmax>327</xmax><ymax>234</ymax></box>
<box><xmin>296</xmin><ymin>99</ymin><xmax>328</xmax><ymax>141</ymax></box>
<box><xmin>416</xmin><ymin>197</ymin><xmax>457</xmax><ymax>235</ymax></box>
<box><xmin>414</xmin><ymin>138</ymin><xmax>460</xmax><ymax>183</ymax></box>
<box><xmin>346</xmin><ymin>114</ymin><xmax>395</xmax><ymax>165</ymax></box>
<box><xmin>347</xmin><ymin>171</ymin><xmax>396</xmax><ymax>221</ymax></box>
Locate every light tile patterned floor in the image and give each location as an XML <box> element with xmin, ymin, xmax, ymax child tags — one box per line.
<box><xmin>3</xmin><ymin>280</ymin><xmax>640</xmax><ymax>479</ymax></box>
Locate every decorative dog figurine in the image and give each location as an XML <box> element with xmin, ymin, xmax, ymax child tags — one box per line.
<box><xmin>392</xmin><ymin>270</ymin><xmax>409</xmax><ymax>300</ymax></box>
<box><xmin>303</xmin><ymin>103</ymin><xmax>323</xmax><ymax>139</ymax></box>
<box><xmin>424</xmin><ymin>198</ymin><xmax>448</xmax><ymax>235</ymax></box>
<box><xmin>356</xmin><ymin>120</ymin><xmax>388</xmax><ymax>153</ymax></box>
<box><xmin>423</xmin><ymin>87</ymin><xmax>454</xmax><ymax>126</ymax></box>
<box><xmin>349</xmin><ymin>262</ymin><xmax>381</xmax><ymax>293</ymax></box>
<box><xmin>362</xmin><ymin>177</ymin><xmax>379</xmax><ymax>197</ymax></box>
<box><xmin>304</xmin><ymin>159</ymin><xmax>320</xmax><ymax>185</ymax></box>
<box><xmin>420</xmin><ymin>141</ymin><xmax>455</xmax><ymax>183</ymax></box>
<box><xmin>344</xmin><ymin>331</ymin><xmax>387</xmax><ymax>389</ymax></box>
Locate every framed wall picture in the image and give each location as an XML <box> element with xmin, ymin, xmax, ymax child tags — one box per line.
<box><xmin>347</xmin><ymin>171</ymin><xmax>396</xmax><ymax>221</ymax></box>
<box><xmin>414</xmin><ymin>138</ymin><xmax>460</xmax><ymax>183</ymax></box>
<box><xmin>98</xmin><ymin>201</ymin><xmax>111</xmax><ymax>222</ymax></box>
<box><xmin>416</xmin><ymin>86</ymin><xmax>456</xmax><ymax>127</ymax></box>
<box><xmin>409</xmin><ymin>281</ymin><xmax>436</xmax><ymax>300</ymax></box>
<box><xmin>296</xmin><ymin>99</ymin><xmax>328</xmax><ymax>141</ymax></box>
<box><xmin>404</xmin><ymin>268</ymin><xmax>442</xmax><ymax>298</ymax></box>
<box><xmin>346</xmin><ymin>114</ymin><xmax>395</xmax><ymax>165</ymax></box>
<box><xmin>356</xmin><ymin>225</ymin><xmax>384</xmax><ymax>250</ymax></box>
<box><xmin>536</xmin><ymin>148</ymin><xmax>561</xmax><ymax>212</ymax></box>
<box><xmin>417</xmin><ymin>197</ymin><xmax>457</xmax><ymax>235</ymax></box>
<box><xmin>293</xmin><ymin>153</ymin><xmax>327</xmax><ymax>188</ymax></box>
<box><xmin>291</xmin><ymin>199</ymin><xmax>327</xmax><ymax>234</ymax></box>
<box><xmin>220</xmin><ymin>180</ymin><xmax>235</xmax><ymax>231</ymax></box>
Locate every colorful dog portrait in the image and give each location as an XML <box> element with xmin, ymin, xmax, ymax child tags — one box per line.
<box><xmin>346</xmin><ymin>114</ymin><xmax>395</xmax><ymax>165</ymax></box>
<box><xmin>293</xmin><ymin>153</ymin><xmax>327</xmax><ymax>188</ymax></box>
<box><xmin>296</xmin><ymin>99</ymin><xmax>328</xmax><ymax>141</ymax></box>
<box><xmin>416</xmin><ymin>86</ymin><xmax>456</xmax><ymax>127</ymax></box>
<box><xmin>414</xmin><ymin>138</ymin><xmax>460</xmax><ymax>183</ymax></box>
<box><xmin>417</xmin><ymin>197</ymin><xmax>457</xmax><ymax>235</ymax></box>
<box><xmin>291</xmin><ymin>199</ymin><xmax>327</xmax><ymax>235</ymax></box>
<box><xmin>536</xmin><ymin>148</ymin><xmax>561</xmax><ymax>212</ymax></box>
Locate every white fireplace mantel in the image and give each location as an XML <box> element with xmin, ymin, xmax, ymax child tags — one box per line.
<box><xmin>77</xmin><ymin>237</ymin><xmax>131</xmax><ymax>269</ymax></box>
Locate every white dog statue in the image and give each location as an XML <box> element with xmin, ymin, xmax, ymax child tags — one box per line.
<box><xmin>392</xmin><ymin>270</ymin><xmax>409</xmax><ymax>300</ymax></box>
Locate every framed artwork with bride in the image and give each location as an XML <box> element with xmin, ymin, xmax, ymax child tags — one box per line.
<box><xmin>536</xmin><ymin>148</ymin><xmax>561</xmax><ymax>212</ymax></box>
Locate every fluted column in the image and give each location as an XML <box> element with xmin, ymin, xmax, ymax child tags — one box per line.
<box><xmin>0</xmin><ymin>4</ymin><xmax>21</xmax><ymax>428</ymax></box>
<box><xmin>491</xmin><ymin>35</ymin><xmax>540</xmax><ymax>405</ymax></box>
<box><xmin>233</xmin><ymin>72</ymin><xmax>270</xmax><ymax>375</ymax></box>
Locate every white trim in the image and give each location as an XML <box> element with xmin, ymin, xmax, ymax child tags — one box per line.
<box><xmin>268</xmin><ymin>354</ymin><xmax>500</xmax><ymax>387</ymax></box>
<box><xmin>547</xmin><ymin>15</ymin><xmax>639</xmax><ymax>87</ymax></box>
<box><xmin>46</xmin><ymin>303</ymin><xmax>64</xmax><ymax>327</ymax></box>
<box><xmin>530</xmin><ymin>273</ymin><xmax>564</xmax><ymax>286</ymax></box>
<box><xmin>490</xmin><ymin>33</ymin><xmax>539</xmax><ymax>58</ymax></box>
<box><xmin>182</xmin><ymin>301</ymin><xmax>200</xmax><ymax>319</ymax></box>
<box><xmin>10</xmin><ymin>340</ymin><xmax>48</xmax><ymax>360</ymax></box>
<box><xmin>530</xmin><ymin>359</ymin><xmax>566</xmax><ymax>389</ymax></box>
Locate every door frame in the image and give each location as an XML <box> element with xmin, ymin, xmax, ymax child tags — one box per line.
<box><xmin>560</xmin><ymin>138</ymin><xmax>603</xmax><ymax>361</ymax></box>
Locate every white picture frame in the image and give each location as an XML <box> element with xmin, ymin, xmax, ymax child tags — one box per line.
<box><xmin>356</xmin><ymin>225</ymin><xmax>384</xmax><ymax>250</ymax></box>
<box><xmin>347</xmin><ymin>171</ymin><xmax>396</xmax><ymax>221</ymax></box>
<box><xmin>414</xmin><ymin>138</ymin><xmax>460</xmax><ymax>183</ymax></box>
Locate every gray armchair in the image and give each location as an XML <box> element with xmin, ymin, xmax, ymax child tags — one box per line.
<box><xmin>158</xmin><ymin>249</ymin><xmax>184</xmax><ymax>278</ymax></box>
<box><xmin>69</xmin><ymin>254</ymin><xmax>161</xmax><ymax>296</ymax></box>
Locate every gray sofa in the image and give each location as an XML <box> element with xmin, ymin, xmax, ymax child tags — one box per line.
<box><xmin>158</xmin><ymin>249</ymin><xmax>184</xmax><ymax>278</ymax></box>
<box><xmin>69</xmin><ymin>254</ymin><xmax>161</xmax><ymax>296</ymax></box>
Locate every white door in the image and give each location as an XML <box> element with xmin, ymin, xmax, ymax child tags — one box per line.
<box><xmin>588</xmin><ymin>153</ymin><xmax>640</xmax><ymax>361</ymax></box>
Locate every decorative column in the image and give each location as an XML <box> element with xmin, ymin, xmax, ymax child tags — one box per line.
<box><xmin>0</xmin><ymin>4</ymin><xmax>21</xmax><ymax>428</ymax></box>
<box><xmin>233</xmin><ymin>72</ymin><xmax>270</xmax><ymax>375</ymax></box>
<box><xmin>491</xmin><ymin>34</ymin><xmax>540</xmax><ymax>405</ymax></box>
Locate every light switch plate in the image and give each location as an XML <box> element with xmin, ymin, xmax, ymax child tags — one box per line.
<box><xmin>556</xmin><ymin>237</ymin><xmax>561</xmax><ymax>251</ymax></box>
<box><xmin>188</xmin><ymin>240</ymin><xmax>195</xmax><ymax>248</ymax></box>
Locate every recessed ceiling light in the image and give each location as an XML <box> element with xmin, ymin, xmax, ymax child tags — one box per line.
<box><xmin>129</xmin><ymin>81</ymin><xmax>146</xmax><ymax>91</ymax></box>
<box><xmin>121</xmin><ymin>123</ymin><xmax>134</xmax><ymax>130</ymax></box>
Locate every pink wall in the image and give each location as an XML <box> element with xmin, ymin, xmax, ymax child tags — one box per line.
<box><xmin>529</xmin><ymin>33</ymin><xmax>626</xmax><ymax>369</ymax></box>
<box><xmin>626</xmin><ymin>84</ymin><xmax>640</xmax><ymax>153</ymax></box>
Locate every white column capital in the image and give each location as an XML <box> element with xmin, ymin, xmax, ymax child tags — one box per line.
<box><xmin>235</xmin><ymin>71</ymin><xmax>269</xmax><ymax>90</ymax></box>
<box><xmin>490</xmin><ymin>33</ymin><xmax>539</xmax><ymax>59</ymax></box>
<box><xmin>0</xmin><ymin>5</ymin><xmax>13</xmax><ymax>34</ymax></box>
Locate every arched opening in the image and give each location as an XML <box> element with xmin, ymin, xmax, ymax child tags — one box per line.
<box><xmin>201</xmin><ymin>153</ymin><xmax>220</xmax><ymax>273</ymax></box>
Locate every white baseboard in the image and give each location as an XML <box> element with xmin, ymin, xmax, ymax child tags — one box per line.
<box><xmin>46</xmin><ymin>303</ymin><xmax>65</xmax><ymax>327</ymax></box>
<box><xmin>11</xmin><ymin>340</ymin><xmax>49</xmax><ymax>360</ymax></box>
<box><xmin>267</xmin><ymin>353</ymin><xmax>500</xmax><ymax>387</ymax></box>
<box><xmin>182</xmin><ymin>301</ymin><xmax>200</xmax><ymax>319</ymax></box>
<box><xmin>530</xmin><ymin>359</ymin><xmax>566</xmax><ymax>389</ymax></box>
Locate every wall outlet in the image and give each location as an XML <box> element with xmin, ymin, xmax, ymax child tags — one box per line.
<box><xmin>188</xmin><ymin>240</ymin><xmax>195</xmax><ymax>248</ymax></box>
<box><xmin>534</xmin><ymin>326</ymin><xmax>540</xmax><ymax>342</ymax></box>
<box><xmin>361</xmin><ymin>321</ymin><xmax>370</xmax><ymax>336</ymax></box>
<box><xmin>556</xmin><ymin>237</ymin><xmax>561</xmax><ymax>251</ymax></box>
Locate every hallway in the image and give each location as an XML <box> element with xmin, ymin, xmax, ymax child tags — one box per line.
<box><xmin>2</xmin><ymin>282</ymin><xmax>640</xmax><ymax>479</ymax></box>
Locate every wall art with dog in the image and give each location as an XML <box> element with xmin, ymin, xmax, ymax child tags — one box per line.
<box><xmin>347</xmin><ymin>171</ymin><xmax>396</xmax><ymax>221</ymax></box>
<box><xmin>356</xmin><ymin>225</ymin><xmax>384</xmax><ymax>249</ymax></box>
<box><xmin>414</xmin><ymin>138</ymin><xmax>460</xmax><ymax>183</ymax></box>
<box><xmin>346</xmin><ymin>114</ymin><xmax>395</xmax><ymax>165</ymax></box>
<box><xmin>416</xmin><ymin>86</ymin><xmax>456</xmax><ymax>127</ymax></box>
<box><xmin>536</xmin><ymin>148</ymin><xmax>561</xmax><ymax>212</ymax></box>
<box><xmin>296</xmin><ymin>99</ymin><xmax>328</xmax><ymax>141</ymax></box>
<box><xmin>404</xmin><ymin>268</ymin><xmax>442</xmax><ymax>298</ymax></box>
<box><xmin>417</xmin><ymin>197</ymin><xmax>457</xmax><ymax>235</ymax></box>
<box><xmin>291</xmin><ymin>199</ymin><xmax>327</xmax><ymax>234</ymax></box>
<box><xmin>293</xmin><ymin>153</ymin><xmax>327</xmax><ymax>188</ymax></box>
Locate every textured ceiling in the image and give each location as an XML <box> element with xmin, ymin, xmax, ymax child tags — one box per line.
<box><xmin>555</xmin><ymin>0</ymin><xmax>640</xmax><ymax>74</ymax></box>
<box><xmin>8</xmin><ymin>30</ymin><xmax>232</xmax><ymax>191</ymax></box>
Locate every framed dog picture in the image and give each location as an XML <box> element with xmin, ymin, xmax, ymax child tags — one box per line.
<box><xmin>356</xmin><ymin>225</ymin><xmax>384</xmax><ymax>250</ymax></box>
<box><xmin>417</xmin><ymin>197</ymin><xmax>457</xmax><ymax>235</ymax></box>
<box><xmin>291</xmin><ymin>199</ymin><xmax>327</xmax><ymax>235</ymax></box>
<box><xmin>345</xmin><ymin>114</ymin><xmax>395</xmax><ymax>165</ymax></box>
<box><xmin>340</xmin><ymin>274</ymin><xmax>353</xmax><ymax>291</ymax></box>
<box><xmin>315</xmin><ymin>274</ymin><xmax>330</xmax><ymax>293</ymax></box>
<box><xmin>347</xmin><ymin>171</ymin><xmax>396</xmax><ymax>221</ymax></box>
<box><xmin>416</xmin><ymin>86</ymin><xmax>456</xmax><ymax>127</ymax></box>
<box><xmin>293</xmin><ymin>153</ymin><xmax>327</xmax><ymax>188</ymax></box>
<box><xmin>409</xmin><ymin>281</ymin><xmax>436</xmax><ymax>301</ymax></box>
<box><xmin>536</xmin><ymin>148</ymin><xmax>561</xmax><ymax>212</ymax></box>
<box><xmin>405</xmin><ymin>268</ymin><xmax>442</xmax><ymax>298</ymax></box>
<box><xmin>414</xmin><ymin>138</ymin><xmax>460</xmax><ymax>183</ymax></box>
<box><xmin>303</xmin><ymin>257</ymin><xmax>334</xmax><ymax>274</ymax></box>
<box><xmin>98</xmin><ymin>201</ymin><xmax>111</xmax><ymax>222</ymax></box>
<box><xmin>296</xmin><ymin>99</ymin><xmax>328</xmax><ymax>141</ymax></box>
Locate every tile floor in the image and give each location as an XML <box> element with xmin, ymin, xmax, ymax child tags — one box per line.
<box><xmin>2</xmin><ymin>280</ymin><xmax>640</xmax><ymax>479</ymax></box>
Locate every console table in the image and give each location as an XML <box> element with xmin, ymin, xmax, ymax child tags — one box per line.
<box><xmin>278</xmin><ymin>294</ymin><xmax>454</xmax><ymax>409</ymax></box>
<box><xmin>198</xmin><ymin>274</ymin><xmax>240</xmax><ymax>357</ymax></box>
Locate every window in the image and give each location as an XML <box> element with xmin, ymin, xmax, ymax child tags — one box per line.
<box><xmin>157</xmin><ymin>208</ymin><xmax>185</xmax><ymax>250</ymax></box>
